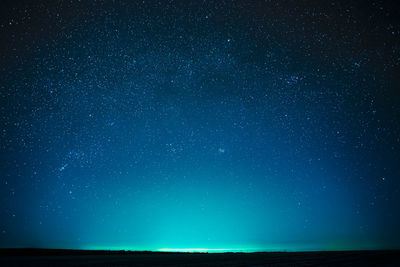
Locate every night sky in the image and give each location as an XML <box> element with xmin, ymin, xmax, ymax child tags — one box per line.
<box><xmin>1</xmin><ymin>0</ymin><xmax>400</xmax><ymax>252</ymax></box>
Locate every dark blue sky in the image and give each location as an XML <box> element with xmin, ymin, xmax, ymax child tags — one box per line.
<box><xmin>1</xmin><ymin>0</ymin><xmax>399</xmax><ymax>251</ymax></box>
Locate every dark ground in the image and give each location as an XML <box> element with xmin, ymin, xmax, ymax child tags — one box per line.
<box><xmin>1</xmin><ymin>249</ymin><xmax>400</xmax><ymax>266</ymax></box>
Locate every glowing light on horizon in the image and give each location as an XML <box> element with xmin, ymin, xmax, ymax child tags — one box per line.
<box><xmin>157</xmin><ymin>248</ymin><xmax>255</xmax><ymax>253</ymax></box>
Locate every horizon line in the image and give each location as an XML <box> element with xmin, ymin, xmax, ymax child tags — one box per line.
<box><xmin>1</xmin><ymin>247</ymin><xmax>399</xmax><ymax>253</ymax></box>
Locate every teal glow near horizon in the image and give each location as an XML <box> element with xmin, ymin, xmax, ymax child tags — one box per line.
<box><xmin>84</xmin><ymin>246</ymin><xmax>265</xmax><ymax>253</ymax></box>
<box><xmin>83</xmin><ymin>245</ymin><xmax>307</xmax><ymax>253</ymax></box>
<box><xmin>157</xmin><ymin>248</ymin><xmax>250</xmax><ymax>253</ymax></box>
<box><xmin>82</xmin><ymin>242</ymin><xmax>380</xmax><ymax>253</ymax></box>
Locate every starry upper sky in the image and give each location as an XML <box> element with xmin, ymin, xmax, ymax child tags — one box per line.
<box><xmin>1</xmin><ymin>0</ymin><xmax>399</xmax><ymax>251</ymax></box>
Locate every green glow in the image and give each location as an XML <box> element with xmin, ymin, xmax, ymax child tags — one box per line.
<box><xmin>82</xmin><ymin>242</ymin><xmax>386</xmax><ymax>253</ymax></box>
<box><xmin>157</xmin><ymin>248</ymin><xmax>257</xmax><ymax>253</ymax></box>
<box><xmin>83</xmin><ymin>245</ymin><xmax>152</xmax><ymax>251</ymax></box>
<box><xmin>84</xmin><ymin>245</ymin><xmax>261</xmax><ymax>253</ymax></box>
<box><xmin>82</xmin><ymin>244</ymin><xmax>325</xmax><ymax>253</ymax></box>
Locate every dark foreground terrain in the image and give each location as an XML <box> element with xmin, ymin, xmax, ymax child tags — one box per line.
<box><xmin>1</xmin><ymin>249</ymin><xmax>399</xmax><ymax>266</ymax></box>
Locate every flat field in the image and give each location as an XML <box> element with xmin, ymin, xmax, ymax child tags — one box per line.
<box><xmin>1</xmin><ymin>249</ymin><xmax>399</xmax><ymax>266</ymax></box>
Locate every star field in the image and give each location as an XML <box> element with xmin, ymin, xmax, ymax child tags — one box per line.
<box><xmin>0</xmin><ymin>0</ymin><xmax>400</xmax><ymax>251</ymax></box>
